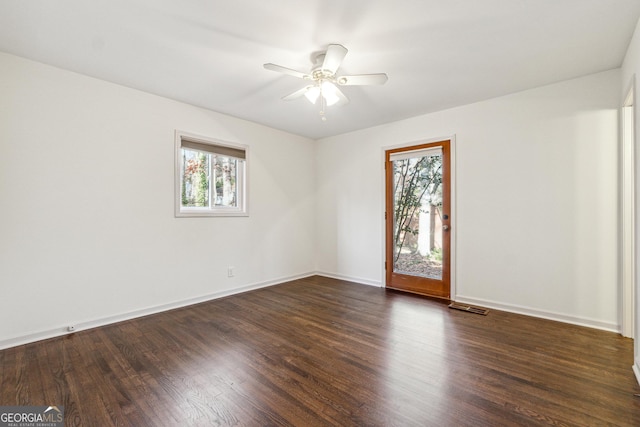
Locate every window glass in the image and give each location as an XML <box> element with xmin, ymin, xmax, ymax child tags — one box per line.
<box><xmin>175</xmin><ymin>131</ymin><xmax>248</xmax><ymax>217</ymax></box>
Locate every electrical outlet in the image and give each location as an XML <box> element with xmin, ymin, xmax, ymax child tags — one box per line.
<box><xmin>228</xmin><ymin>266</ymin><xmax>235</xmax><ymax>277</ymax></box>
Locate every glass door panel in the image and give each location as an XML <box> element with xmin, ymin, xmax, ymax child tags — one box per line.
<box><xmin>392</xmin><ymin>148</ymin><xmax>443</xmax><ymax>279</ymax></box>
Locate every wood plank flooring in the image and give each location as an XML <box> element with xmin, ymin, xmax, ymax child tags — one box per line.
<box><xmin>1</xmin><ymin>276</ymin><xmax>639</xmax><ymax>426</ymax></box>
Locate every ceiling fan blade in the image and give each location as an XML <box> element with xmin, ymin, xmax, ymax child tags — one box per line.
<box><xmin>282</xmin><ymin>86</ymin><xmax>310</xmax><ymax>101</ymax></box>
<box><xmin>337</xmin><ymin>73</ymin><xmax>388</xmax><ymax>86</ymax></box>
<box><xmin>322</xmin><ymin>44</ymin><xmax>348</xmax><ymax>74</ymax></box>
<box><xmin>263</xmin><ymin>63</ymin><xmax>309</xmax><ymax>79</ymax></box>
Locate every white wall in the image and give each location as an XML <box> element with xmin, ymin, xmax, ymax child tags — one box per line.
<box><xmin>0</xmin><ymin>52</ymin><xmax>316</xmax><ymax>348</ymax></box>
<box><xmin>621</xmin><ymin>15</ymin><xmax>640</xmax><ymax>383</ymax></box>
<box><xmin>316</xmin><ymin>70</ymin><xmax>620</xmax><ymax>331</ymax></box>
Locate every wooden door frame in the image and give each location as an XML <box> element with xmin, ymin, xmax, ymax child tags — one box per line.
<box><xmin>382</xmin><ymin>136</ymin><xmax>456</xmax><ymax>299</ymax></box>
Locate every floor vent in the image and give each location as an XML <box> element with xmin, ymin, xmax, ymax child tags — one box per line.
<box><xmin>448</xmin><ymin>302</ymin><xmax>490</xmax><ymax>315</ymax></box>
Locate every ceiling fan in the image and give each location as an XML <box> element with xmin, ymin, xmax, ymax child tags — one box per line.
<box><xmin>264</xmin><ymin>44</ymin><xmax>388</xmax><ymax>120</ymax></box>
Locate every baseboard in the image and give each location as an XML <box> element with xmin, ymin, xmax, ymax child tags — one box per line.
<box><xmin>634</xmin><ymin>360</ymin><xmax>640</xmax><ymax>386</ymax></box>
<box><xmin>315</xmin><ymin>271</ymin><xmax>382</xmax><ymax>288</ymax></box>
<box><xmin>0</xmin><ymin>272</ymin><xmax>315</xmax><ymax>351</ymax></box>
<box><xmin>455</xmin><ymin>295</ymin><xmax>619</xmax><ymax>333</ymax></box>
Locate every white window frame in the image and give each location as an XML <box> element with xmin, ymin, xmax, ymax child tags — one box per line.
<box><xmin>175</xmin><ymin>130</ymin><xmax>249</xmax><ymax>217</ymax></box>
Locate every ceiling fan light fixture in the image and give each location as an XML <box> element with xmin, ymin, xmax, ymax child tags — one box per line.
<box><xmin>321</xmin><ymin>81</ymin><xmax>340</xmax><ymax>106</ymax></box>
<box><xmin>305</xmin><ymin>86</ymin><xmax>320</xmax><ymax>104</ymax></box>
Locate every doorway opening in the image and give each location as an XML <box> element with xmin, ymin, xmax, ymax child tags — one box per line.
<box><xmin>622</xmin><ymin>85</ymin><xmax>635</xmax><ymax>338</ymax></box>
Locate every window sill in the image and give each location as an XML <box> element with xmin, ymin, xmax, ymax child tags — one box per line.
<box><xmin>176</xmin><ymin>209</ymin><xmax>249</xmax><ymax>218</ymax></box>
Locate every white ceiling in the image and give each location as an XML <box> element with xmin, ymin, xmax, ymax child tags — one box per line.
<box><xmin>1</xmin><ymin>0</ymin><xmax>639</xmax><ymax>139</ymax></box>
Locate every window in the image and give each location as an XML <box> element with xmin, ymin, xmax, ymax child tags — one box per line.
<box><xmin>175</xmin><ymin>131</ymin><xmax>248</xmax><ymax>217</ymax></box>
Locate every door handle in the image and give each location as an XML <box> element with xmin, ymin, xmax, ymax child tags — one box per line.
<box><xmin>443</xmin><ymin>225</ymin><xmax>450</xmax><ymax>231</ymax></box>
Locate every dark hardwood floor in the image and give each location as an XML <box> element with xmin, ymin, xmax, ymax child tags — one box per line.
<box><xmin>1</xmin><ymin>276</ymin><xmax>638</xmax><ymax>426</ymax></box>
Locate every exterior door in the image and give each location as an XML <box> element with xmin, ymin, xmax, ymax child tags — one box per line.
<box><xmin>385</xmin><ymin>140</ymin><xmax>451</xmax><ymax>299</ymax></box>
